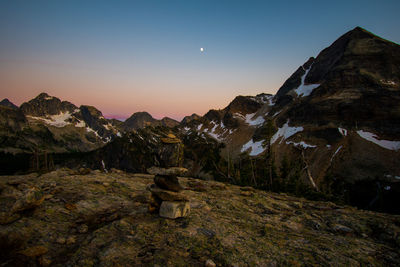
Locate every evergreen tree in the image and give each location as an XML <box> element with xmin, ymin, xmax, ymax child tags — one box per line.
<box><xmin>262</xmin><ymin>119</ymin><xmax>276</xmax><ymax>190</ymax></box>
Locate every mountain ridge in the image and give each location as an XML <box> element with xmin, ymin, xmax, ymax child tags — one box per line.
<box><xmin>1</xmin><ymin>26</ymin><xmax>399</xmax><ymax>214</ymax></box>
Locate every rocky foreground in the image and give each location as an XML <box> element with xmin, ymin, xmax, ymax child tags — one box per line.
<box><xmin>0</xmin><ymin>169</ymin><xmax>399</xmax><ymax>266</ymax></box>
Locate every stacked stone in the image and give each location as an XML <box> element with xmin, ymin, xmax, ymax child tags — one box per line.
<box><xmin>147</xmin><ymin>167</ymin><xmax>190</xmax><ymax>219</ymax></box>
<box><xmin>147</xmin><ymin>134</ymin><xmax>190</xmax><ymax>219</ymax></box>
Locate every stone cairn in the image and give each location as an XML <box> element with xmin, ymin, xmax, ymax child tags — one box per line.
<box><xmin>147</xmin><ymin>134</ymin><xmax>190</xmax><ymax>219</ymax></box>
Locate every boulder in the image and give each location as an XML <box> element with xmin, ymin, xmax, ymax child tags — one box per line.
<box><xmin>11</xmin><ymin>187</ymin><xmax>44</xmax><ymax>213</ymax></box>
<box><xmin>154</xmin><ymin>175</ymin><xmax>183</xmax><ymax>192</ymax></box>
<box><xmin>159</xmin><ymin>201</ymin><xmax>190</xmax><ymax>219</ymax></box>
<box><xmin>18</xmin><ymin>245</ymin><xmax>48</xmax><ymax>257</ymax></box>
<box><xmin>147</xmin><ymin>185</ymin><xmax>188</xmax><ymax>202</ymax></box>
<box><xmin>147</xmin><ymin>166</ymin><xmax>188</xmax><ymax>176</ymax></box>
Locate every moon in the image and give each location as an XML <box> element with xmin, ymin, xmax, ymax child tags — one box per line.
<box><xmin>200</xmin><ymin>47</ymin><xmax>204</xmax><ymax>52</ymax></box>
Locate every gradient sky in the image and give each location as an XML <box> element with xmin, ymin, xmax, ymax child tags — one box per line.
<box><xmin>1</xmin><ymin>0</ymin><xmax>399</xmax><ymax>121</ymax></box>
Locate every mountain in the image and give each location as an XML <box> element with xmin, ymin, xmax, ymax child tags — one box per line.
<box><xmin>263</xmin><ymin>27</ymin><xmax>400</xmax><ymax>212</ymax></box>
<box><xmin>0</xmin><ymin>98</ymin><xmax>18</xmax><ymax>109</ymax></box>
<box><xmin>274</xmin><ymin>27</ymin><xmax>400</xmax><ymax>134</ymax></box>
<box><xmin>178</xmin><ymin>93</ymin><xmax>274</xmax><ymax>157</ymax></box>
<box><xmin>181</xmin><ymin>27</ymin><xmax>400</xmax><ymax>213</ymax></box>
<box><xmin>1</xmin><ymin>27</ymin><xmax>399</xmax><ymax>214</ymax></box>
<box><xmin>123</xmin><ymin>111</ymin><xmax>179</xmax><ymax>130</ymax></box>
<box><xmin>160</xmin><ymin>117</ymin><xmax>179</xmax><ymax>128</ymax></box>
<box><xmin>123</xmin><ymin>112</ymin><xmax>158</xmax><ymax>130</ymax></box>
<box><xmin>20</xmin><ymin>92</ymin><xmax>77</xmax><ymax>117</ymax></box>
<box><xmin>181</xmin><ymin>113</ymin><xmax>201</xmax><ymax>124</ymax></box>
<box><xmin>0</xmin><ymin>93</ymin><xmax>122</xmax><ymax>154</ymax></box>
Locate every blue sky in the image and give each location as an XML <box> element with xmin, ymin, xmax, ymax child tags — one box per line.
<box><xmin>1</xmin><ymin>0</ymin><xmax>399</xmax><ymax>120</ymax></box>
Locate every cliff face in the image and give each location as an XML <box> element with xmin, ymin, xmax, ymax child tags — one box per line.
<box><xmin>275</xmin><ymin>27</ymin><xmax>400</xmax><ymax>135</ymax></box>
<box><xmin>0</xmin><ymin>169</ymin><xmax>399</xmax><ymax>266</ymax></box>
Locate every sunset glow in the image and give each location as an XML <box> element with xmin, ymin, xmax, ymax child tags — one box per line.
<box><xmin>1</xmin><ymin>0</ymin><xmax>399</xmax><ymax>121</ymax></box>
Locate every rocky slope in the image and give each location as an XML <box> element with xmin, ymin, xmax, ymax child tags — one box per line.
<box><xmin>0</xmin><ymin>169</ymin><xmax>399</xmax><ymax>266</ymax></box>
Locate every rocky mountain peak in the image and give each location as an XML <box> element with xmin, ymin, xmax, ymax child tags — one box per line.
<box><xmin>224</xmin><ymin>95</ymin><xmax>263</xmax><ymax>114</ymax></box>
<box><xmin>20</xmin><ymin>93</ymin><xmax>77</xmax><ymax>117</ymax></box>
<box><xmin>275</xmin><ymin>26</ymin><xmax>400</xmax><ymax>109</ymax></box>
<box><xmin>80</xmin><ymin>105</ymin><xmax>103</xmax><ymax>119</ymax></box>
<box><xmin>160</xmin><ymin>117</ymin><xmax>180</xmax><ymax>128</ymax></box>
<box><xmin>304</xmin><ymin>26</ymin><xmax>395</xmax><ymax>85</ymax></box>
<box><xmin>35</xmin><ymin>92</ymin><xmax>52</xmax><ymax>99</ymax></box>
<box><xmin>181</xmin><ymin>113</ymin><xmax>201</xmax><ymax>124</ymax></box>
<box><xmin>0</xmin><ymin>98</ymin><xmax>18</xmax><ymax>109</ymax></box>
<box><xmin>204</xmin><ymin>109</ymin><xmax>222</xmax><ymax>122</ymax></box>
<box><xmin>124</xmin><ymin>111</ymin><xmax>157</xmax><ymax>130</ymax></box>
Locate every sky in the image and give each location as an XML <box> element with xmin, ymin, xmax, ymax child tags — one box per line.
<box><xmin>1</xmin><ymin>0</ymin><xmax>399</xmax><ymax>121</ymax></box>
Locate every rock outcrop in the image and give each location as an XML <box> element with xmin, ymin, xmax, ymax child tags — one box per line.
<box><xmin>0</xmin><ymin>169</ymin><xmax>399</xmax><ymax>266</ymax></box>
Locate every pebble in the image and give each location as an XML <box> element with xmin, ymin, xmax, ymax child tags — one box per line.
<box><xmin>66</xmin><ymin>236</ymin><xmax>76</xmax><ymax>245</ymax></box>
<box><xmin>78</xmin><ymin>224</ymin><xmax>88</xmax><ymax>233</ymax></box>
<box><xmin>56</xmin><ymin>237</ymin><xmax>66</xmax><ymax>244</ymax></box>
<box><xmin>205</xmin><ymin>259</ymin><xmax>216</xmax><ymax>267</ymax></box>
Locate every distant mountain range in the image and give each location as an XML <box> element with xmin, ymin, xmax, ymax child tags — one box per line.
<box><xmin>0</xmin><ymin>92</ymin><xmax>180</xmax><ymax>153</ymax></box>
<box><xmin>1</xmin><ymin>26</ymin><xmax>399</xmax><ymax>213</ymax></box>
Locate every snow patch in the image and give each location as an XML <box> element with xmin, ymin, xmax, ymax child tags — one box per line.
<box><xmin>104</xmin><ymin>123</ymin><xmax>113</xmax><ymax>130</ymax></box>
<box><xmin>380</xmin><ymin>79</ymin><xmax>397</xmax><ymax>86</ymax></box>
<box><xmin>233</xmin><ymin>113</ymin><xmax>245</xmax><ymax>120</ymax></box>
<box><xmin>286</xmin><ymin>141</ymin><xmax>316</xmax><ymax>149</ymax></box>
<box><xmin>245</xmin><ymin>113</ymin><xmax>265</xmax><ymax>126</ymax></box>
<box><xmin>101</xmin><ymin>160</ymin><xmax>108</xmax><ymax>173</ymax></box>
<box><xmin>294</xmin><ymin>66</ymin><xmax>320</xmax><ymax>97</ymax></box>
<box><xmin>75</xmin><ymin>120</ymin><xmax>86</xmax><ymax>127</ymax></box>
<box><xmin>184</xmin><ymin>127</ymin><xmax>190</xmax><ymax>131</ymax></box>
<box><xmin>338</xmin><ymin>127</ymin><xmax>347</xmax><ymax>136</ymax></box>
<box><xmin>270</xmin><ymin>120</ymin><xmax>303</xmax><ymax>144</ymax></box>
<box><xmin>241</xmin><ymin>139</ymin><xmax>265</xmax><ymax>156</ymax></box>
<box><xmin>27</xmin><ymin>111</ymin><xmax>72</xmax><ymax>127</ymax></box>
<box><xmin>116</xmin><ymin>132</ymin><xmax>122</xmax><ymax>137</ymax></box>
<box><xmin>357</xmin><ymin>130</ymin><xmax>400</xmax><ymax>151</ymax></box>
<box><xmin>331</xmin><ymin>146</ymin><xmax>342</xmax><ymax>162</ymax></box>
<box><xmin>271</xmin><ymin>110</ymin><xmax>281</xmax><ymax>117</ymax></box>
<box><xmin>86</xmin><ymin>127</ymin><xmax>101</xmax><ymax>138</ymax></box>
<box><xmin>267</xmin><ymin>95</ymin><xmax>275</xmax><ymax>106</ymax></box>
<box><xmin>384</xmin><ymin>175</ymin><xmax>400</xmax><ymax>180</ymax></box>
<box><xmin>206</xmin><ymin>121</ymin><xmax>223</xmax><ymax>141</ymax></box>
<box><xmin>326</xmin><ymin>144</ymin><xmax>331</xmax><ymax>149</ymax></box>
<box><xmin>196</xmin><ymin>124</ymin><xmax>203</xmax><ymax>131</ymax></box>
<box><xmin>44</xmin><ymin>96</ymin><xmax>54</xmax><ymax>100</ymax></box>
